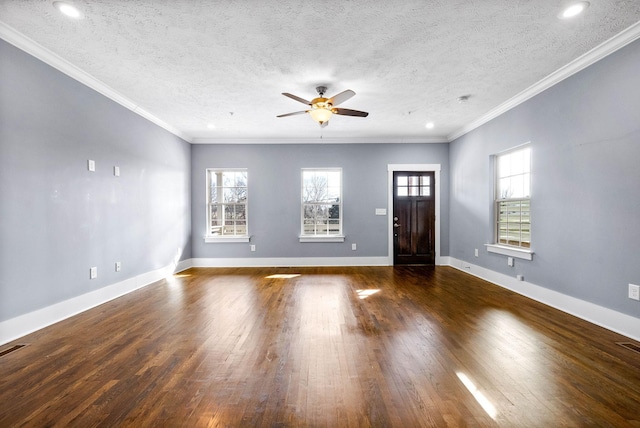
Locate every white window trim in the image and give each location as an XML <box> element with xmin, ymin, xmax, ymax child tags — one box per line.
<box><xmin>204</xmin><ymin>236</ymin><xmax>250</xmax><ymax>243</ymax></box>
<box><xmin>205</xmin><ymin>168</ymin><xmax>249</xmax><ymax>243</ymax></box>
<box><xmin>299</xmin><ymin>168</ymin><xmax>343</xmax><ymax>243</ymax></box>
<box><xmin>485</xmin><ymin>244</ymin><xmax>533</xmax><ymax>260</ymax></box>
<box><xmin>299</xmin><ymin>235</ymin><xmax>345</xmax><ymax>243</ymax></box>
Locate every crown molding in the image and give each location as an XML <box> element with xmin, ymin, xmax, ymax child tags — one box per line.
<box><xmin>0</xmin><ymin>22</ymin><xmax>192</xmax><ymax>143</ymax></box>
<box><xmin>191</xmin><ymin>136</ymin><xmax>449</xmax><ymax>145</ymax></box>
<box><xmin>448</xmin><ymin>20</ymin><xmax>640</xmax><ymax>142</ymax></box>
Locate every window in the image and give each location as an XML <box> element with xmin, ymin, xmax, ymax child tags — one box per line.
<box><xmin>495</xmin><ymin>146</ymin><xmax>531</xmax><ymax>248</ymax></box>
<box><xmin>205</xmin><ymin>169</ymin><xmax>248</xmax><ymax>242</ymax></box>
<box><xmin>396</xmin><ymin>174</ymin><xmax>432</xmax><ymax>197</ymax></box>
<box><xmin>300</xmin><ymin>169</ymin><xmax>343</xmax><ymax>242</ymax></box>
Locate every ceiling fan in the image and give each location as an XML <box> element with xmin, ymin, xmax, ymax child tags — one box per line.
<box><xmin>277</xmin><ymin>86</ymin><xmax>369</xmax><ymax>127</ymax></box>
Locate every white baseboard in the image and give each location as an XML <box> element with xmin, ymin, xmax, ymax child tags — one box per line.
<box><xmin>6</xmin><ymin>256</ymin><xmax>635</xmax><ymax>346</ymax></box>
<box><xmin>191</xmin><ymin>256</ymin><xmax>390</xmax><ymax>268</ymax></box>
<box><xmin>0</xmin><ymin>260</ymin><xmax>191</xmax><ymax>346</ymax></box>
<box><xmin>447</xmin><ymin>257</ymin><xmax>640</xmax><ymax>342</ymax></box>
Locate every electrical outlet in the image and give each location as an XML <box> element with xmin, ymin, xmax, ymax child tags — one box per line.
<box><xmin>474</xmin><ymin>248</ymin><xmax>479</xmax><ymax>257</ymax></box>
<box><xmin>115</xmin><ymin>262</ymin><xmax>121</xmax><ymax>272</ymax></box>
<box><xmin>250</xmin><ymin>245</ymin><xmax>256</xmax><ymax>252</ymax></box>
<box><xmin>114</xmin><ymin>166</ymin><xmax>120</xmax><ymax>176</ymax></box>
<box><xmin>507</xmin><ymin>257</ymin><xmax>514</xmax><ymax>267</ymax></box>
<box><xmin>516</xmin><ymin>274</ymin><xmax>524</xmax><ymax>281</ymax></box>
<box><xmin>89</xmin><ymin>266</ymin><xmax>97</xmax><ymax>279</ymax></box>
<box><xmin>352</xmin><ymin>243</ymin><xmax>357</xmax><ymax>251</ymax></box>
<box><xmin>87</xmin><ymin>159</ymin><xmax>95</xmax><ymax>172</ymax></box>
<box><xmin>629</xmin><ymin>284</ymin><xmax>640</xmax><ymax>301</ymax></box>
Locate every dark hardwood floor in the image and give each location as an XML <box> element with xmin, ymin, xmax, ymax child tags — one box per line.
<box><xmin>1</xmin><ymin>266</ymin><xmax>639</xmax><ymax>427</ymax></box>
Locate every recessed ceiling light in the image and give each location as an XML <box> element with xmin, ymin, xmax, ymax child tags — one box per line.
<box><xmin>53</xmin><ymin>1</ymin><xmax>83</xmax><ymax>19</ymax></box>
<box><xmin>559</xmin><ymin>1</ymin><xmax>589</xmax><ymax>19</ymax></box>
<box><xmin>425</xmin><ymin>122</ymin><xmax>435</xmax><ymax>129</ymax></box>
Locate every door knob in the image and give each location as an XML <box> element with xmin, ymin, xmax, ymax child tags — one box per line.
<box><xmin>394</xmin><ymin>223</ymin><xmax>401</xmax><ymax>228</ymax></box>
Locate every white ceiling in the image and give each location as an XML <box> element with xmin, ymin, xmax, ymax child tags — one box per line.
<box><xmin>1</xmin><ymin>1</ymin><xmax>639</xmax><ymax>143</ymax></box>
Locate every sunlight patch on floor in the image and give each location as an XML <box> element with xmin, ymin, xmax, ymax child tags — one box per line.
<box><xmin>265</xmin><ymin>274</ymin><xmax>301</xmax><ymax>279</ymax></box>
<box><xmin>356</xmin><ymin>289</ymin><xmax>380</xmax><ymax>299</ymax></box>
<box><xmin>456</xmin><ymin>372</ymin><xmax>497</xmax><ymax>419</ymax></box>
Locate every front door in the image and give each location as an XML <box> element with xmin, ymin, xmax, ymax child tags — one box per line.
<box><xmin>393</xmin><ymin>171</ymin><xmax>435</xmax><ymax>265</ymax></box>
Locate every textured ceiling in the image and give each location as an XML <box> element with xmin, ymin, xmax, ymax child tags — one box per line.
<box><xmin>1</xmin><ymin>0</ymin><xmax>639</xmax><ymax>143</ymax></box>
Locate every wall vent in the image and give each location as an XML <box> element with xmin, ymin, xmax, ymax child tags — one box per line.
<box><xmin>616</xmin><ymin>342</ymin><xmax>640</xmax><ymax>355</ymax></box>
<box><xmin>0</xmin><ymin>344</ymin><xmax>27</xmax><ymax>358</ymax></box>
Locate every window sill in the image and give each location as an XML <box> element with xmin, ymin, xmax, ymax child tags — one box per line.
<box><xmin>299</xmin><ymin>235</ymin><xmax>345</xmax><ymax>243</ymax></box>
<box><xmin>485</xmin><ymin>244</ymin><xmax>533</xmax><ymax>260</ymax></box>
<box><xmin>204</xmin><ymin>236</ymin><xmax>250</xmax><ymax>243</ymax></box>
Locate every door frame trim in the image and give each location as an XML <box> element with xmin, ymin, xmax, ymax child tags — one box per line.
<box><xmin>387</xmin><ymin>164</ymin><xmax>442</xmax><ymax>265</ymax></box>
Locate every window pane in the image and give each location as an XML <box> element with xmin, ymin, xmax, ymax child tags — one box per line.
<box><xmin>421</xmin><ymin>186</ymin><xmax>431</xmax><ymax>196</ymax></box>
<box><xmin>222</xmin><ymin>172</ymin><xmax>234</xmax><ymax>187</ymax></box>
<box><xmin>510</xmin><ymin>175</ymin><xmax>525</xmax><ymax>198</ymax></box>
<box><xmin>329</xmin><ymin>204</ymin><xmax>339</xmax><ymax>219</ymax></box>
<box><xmin>397</xmin><ymin>176</ymin><xmax>408</xmax><ymax>186</ymax></box>
<box><xmin>409</xmin><ymin>176</ymin><xmax>419</xmax><ymax>186</ymax></box>
<box><xmin>498</xmin><ymin>177</ymin><xmax>510</xmax><ymax>199</ymax></box>
<box><xmin>397</xmin><ymin>187</ymin><xmax>408</xmax><ymax>197</ymax></box>
<box><xmin>211</xmin><ymin>205</ymin><xmax>220</xmax><ymax>220</ymax></box>
<box><xmin>409</xmin><ymin>186</ymin><xmax>419</xmax><ymax>196</ymax></box>
<box><xmin>498</xmin><ymin>154</ymin><xmax>511</xmax><ymax>178</ymax></box>
<box><xmin>235</xmin><ymin>171</ymin><xmax>247</xmax><ymax>187</ymax></box>
<box><xmin>511</xmin><ymin>149</ymin><xmax>524</xmax><ymax>175</ymax></box>
<box><xmin>224</xmin><ymin>205</ymin><xmax>234</xmax><ymax>219</ymax></box>
<box><xmin>303</xmin><ymin>171</ymin><xmax>328</xmax><ymax>203</ymax></box>
<box><xmin>420</xmin><ymin>176</ymin><xmax>431</xmax><ymax>185</ymax></box>
<box><xmin>236</xmin><ymin>204</ymin><xmax>246</xmax><ymax>220</ymax></box>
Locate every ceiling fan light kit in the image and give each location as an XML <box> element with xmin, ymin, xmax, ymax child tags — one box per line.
<box><xmin>308</xmin><ymin>106</ymin><xmax>333</xmax><ymax>124</ymax></box>
<box><xmin>278</xmin><ymin>86</ymin><xmax>369</xmax><ymax>127</ymax></box>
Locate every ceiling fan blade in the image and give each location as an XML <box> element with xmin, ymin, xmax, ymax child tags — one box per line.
<box><xmin>277</xmin><ymin>111</ymin><xmax>308</xmax><ymax>118</ymax></box>
<box><xmin>333</xmin><ymin>108</ymin><xmax>369</xmax><ymax>117</ymax></box>
<box><xmin>282</xmin><ymin>93</ymin><xmax>311</xmax><ymax>105</ymax></box>
<box><xmin>328</xmin><ymin>90</ymin><xmax>355</xmax><ymax>106</ymax></box>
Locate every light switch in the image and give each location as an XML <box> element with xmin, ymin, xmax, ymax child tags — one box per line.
<box><xmin>88</xmin><ymin>159</ymin><xmax>95</xmax><ymax>172</ymax></box>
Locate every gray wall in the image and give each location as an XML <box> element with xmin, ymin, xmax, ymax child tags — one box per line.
<box><xmin>0</xmin><ymin>40</ymin><xmax>192</xmax><ymax>322</ymax></box>
<box><xmin>191</xmin><ymin>143</ymin><xmax>449</xmax><ymax>259</ymax></box>
<box><xmin>449</xmin><ymin>39</ymin><xmax>640</xmax><ymax>317</ymax></box>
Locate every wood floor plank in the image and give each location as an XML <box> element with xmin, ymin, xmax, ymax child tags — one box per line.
<box><xmin>1</xmin><ymin>266</ymin><xmax>640</xmax><ymax>427</ymax></box>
